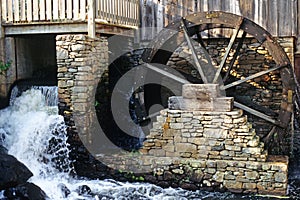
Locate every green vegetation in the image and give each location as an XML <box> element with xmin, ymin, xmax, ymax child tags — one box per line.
<box><xmin>0</xmin><ymin>60</ymin><xmax>11</xmax><ymax>75</ymax></box>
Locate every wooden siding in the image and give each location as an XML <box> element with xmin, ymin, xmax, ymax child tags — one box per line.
<box><xmin>140</xmin><ymin>0</ymin><xmax>298</xmax><ymax>40</ymax></box>
<box><xmin>1</xmin><ymin>0</ymin><xmax>139</xmax><ymax>35</ymax></box>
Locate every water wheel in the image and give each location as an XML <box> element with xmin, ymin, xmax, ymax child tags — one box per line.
<box><xmin>140</xmin><ymin>11</ymin><xmax>295</xmax><ymax>154</ymax></box>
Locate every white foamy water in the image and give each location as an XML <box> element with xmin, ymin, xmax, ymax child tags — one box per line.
<box><xmin>0</xmin><ymin>88</ymin><xmax>212</xmax><ymax>199</ymax></box>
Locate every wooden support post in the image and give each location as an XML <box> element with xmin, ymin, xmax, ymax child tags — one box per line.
<box><xmin>88</xmin><ymin>0</ymin><xmax>96</xmax><ymax>38</ymax></box>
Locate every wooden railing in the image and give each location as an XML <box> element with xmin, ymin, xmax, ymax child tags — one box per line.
<box><xmin>1</xmin><ymin>0</ymin><xmax>139</xmax><ymax>32</ymax></box>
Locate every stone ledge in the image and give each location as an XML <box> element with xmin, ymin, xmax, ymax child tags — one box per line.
<box><xmin>99</xmin><ymin>154</ymin><xmax>288</xmax><ymax>195</ymax></box>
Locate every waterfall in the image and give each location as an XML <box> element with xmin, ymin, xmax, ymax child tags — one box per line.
<box><xmin>9</xmin><ymin>85</ymin><xmax>58</xmax><ymax>107</ymax></box>
<box><xmin>1</xmin><ymin>86</ymin><xmax>298</xmax><ymax>199</ymax></box>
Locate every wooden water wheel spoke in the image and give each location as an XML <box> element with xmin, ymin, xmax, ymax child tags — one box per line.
<box><xmin>223</xmin><ymin>31</ymin><xmax>247</xmax><ymax>82</ymax></box>
<box><xmin>145</xmin><ymin>63</ymin><xmax>190</xmax><ymax>84</ymax></box>
<box><xmin>213</xmin><ymin>19</ymin><xmax>244</xmax><ymax>84</ymax></box>
<box><xmin>182</xmin><ymin>18</ymin><xmax>214</xmax><ymax>84</ymax></box>
<box><xmin>234</xmin><ymin>101</ymin><xmax>285</xmax><ymax>128</ymax></box>
<box><xmin>221</xmin><ymin>65</ymin><xmax>286</xmax><ymax>90</ymax></box>
<box><xmin>196</xmin><ymin>32</ymin><xmax>206</xmax><ymax>49</ymax></box>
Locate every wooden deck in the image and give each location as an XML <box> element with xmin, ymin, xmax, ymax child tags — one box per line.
<box><xmin>1</xmin><ymin>0</ymin><xmax>140</xmax><ymax>36</ymax></box>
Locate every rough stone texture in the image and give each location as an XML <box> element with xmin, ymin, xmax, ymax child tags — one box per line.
<box><xmin>56</xmin><ymin>34</ymin><xmax>108</xmax><ymax>145</ymax></box>
<box><xmin>133</xmin><ymin>108</ymin><xmax>288</xmax><ymax>195</ymax></box>
<box><xmin>141</xmin><ymin>109</ymin><xmax>268</xmax><ymax>161</ymax></box>
<box><xmin>0</xmin><ymin>148</ymin><xmax>33</xmax><ymax>190</ymax></box>
<box><xmin>99</xmin><ymin>153</ymin><xmax>288</xmax><ymax>196</ymax></box>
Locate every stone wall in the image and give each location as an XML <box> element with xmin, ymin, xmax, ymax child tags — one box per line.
<box><xmin>56</xmin><ymin>34</ymin><xmax>108</xmax><ymax>145</ymax></box>
<box><xmin>95</xmin><ymin>84</ymin><xmax>289</xmax><ymax>196</ymax></box>
<box><xmin>132</xmin><ymin>84</ymin><xmax>288</xmax><ymax>195</ymax></box>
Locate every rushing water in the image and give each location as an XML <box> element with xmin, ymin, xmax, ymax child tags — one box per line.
<box><xmin>0</xmin><ymin>87</ymin><xmax>298</xmax><ymax>199</ymax></box>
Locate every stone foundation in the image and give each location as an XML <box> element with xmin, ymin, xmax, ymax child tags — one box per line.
<box><xmin>56</xmin><ymin>34</ymin><xmax>108</xmax><ymax>144</ymax></box>
<box><xmin>98</xmin><ymin>107</ymin><xmax>288</xmax><ymax>195</ymax></box>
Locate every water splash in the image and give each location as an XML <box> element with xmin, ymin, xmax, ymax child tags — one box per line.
<box><xmin>1</xmin><ymin>87</ymin><xmax>295</xmax><ymax>199</ymax></box>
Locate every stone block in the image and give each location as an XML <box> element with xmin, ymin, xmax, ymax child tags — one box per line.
<box><xmin>203</xmin><ymin>128</ymin><xmax>228</xmax><ymax>139</ymax></box>
<box><xmin>274</xmin><ymin>172</ymin><xmax>287</xmax><ymax>183</ymax></box>
<box><xmin>168</xmin><ymin>96</ymin><xmax>183</xmax><ymax>110</ymax></box>
<box><xmin>182</xmin><ymin>84</ymin><xmax>221</xmax><ymax>99</ymax></box>
<box><xmin>148</xmin><ymin>149</ymin><xmax>166</xmax><ymax>157</ymax></box>
<box><xmin>213</xmin><ymin>97</ymin><xmax>234</xmax><ymax>112</ymax></box>
<box><xmin>175</xmin><ymin>143</ymin><xmax>197</xmax><ymax>153</ymax></box>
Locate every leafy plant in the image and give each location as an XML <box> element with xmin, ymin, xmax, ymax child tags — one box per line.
<box><xmin>0</xmin><ymin>60</ymin><xmax>11</xmax><ymax>75</ymax></box>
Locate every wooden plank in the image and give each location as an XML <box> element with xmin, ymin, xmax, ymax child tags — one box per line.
<box><xmin>33</xmin><ymin>0</ymin><xmax>39</xmax><ymax>21</ymax></box>
<box><xmin>7</xmin><ymin>0</ymin><xmax>13</xmax><ymax>22</ymax></box>
<box><xmin>27</xmin><ymin>0</ymin><xmax>33</xmax><ymax>21</ymax></box>
<box><xmin>73</xmin><ymin>0</ymin><xmax>79</xmax><ymax>20</ymax></box>
<box><xmin>202</xmin><ymin>0</ymin><xmax>208</xmax><ymax>12</ymax></box>
<box><xmin>291</xmin><ymin>0</ymin><xmax>297</xmax><ymax>36</ymax></box>
<box><xmin>80</xmin><ymin>0</ymin><xmax>86</xmax><ymax>20</ymax></box>
<box><xmin>213</xmin><ymin>20</ymin><xmax>243</xmax><ymax>83</ymax></box>
<box><xmin>234</xmin><ymin>101</ymin><xmax>285</xmax><ymax>127</ymax></box>
<box><xmin>182</xmin><ymin>20</ymin><xmax>209</xmax><ymax>83</ymax></box>
<box><xmin>20</xmin><ymin>0</ymin><xmax>26</xmax><ymax>21</ymax></box>
<box><xmin>145</xmin><ymin>64</ymin><xmax>190</xmax><ymax>84</ymax></box>
<box><xmin>278</xmin><ymin>0</ymin><xmax>291</xmax><ymax>36</ymax></box>
<box><xmin>88</xmin><ymin>0</ymin><xmax>95</xmax><ymax>37</ymax></box>
<box><xmin>40</xmin><ymin>0</ymin><xmax>46</xmax><ymax>20</ymax></box>
<box><xmin>59</xmin><ymin>0</ymin><xmax>66</xmax><ymax>20</ymax></box>
<box><xmin>221</xmin><ymin>65</ymin><xmax>285</xmax><ymax>90</ymax></box>
<box><xmin>223</xmin><ymin>31</ymin><xmax>247</xmax><ymax>82</ymax></box>
<box><xmin>4</xmin><ymin>23</ymin><xmax>88</xmax><ymax>35</ymax></box>
<box><xmin>2</xmin><ymin>0</ymin><xmax>7</xmax><ymax>22</ymax></box>
<box><xmin>53</xmin><ymin>0</ymin><xmax>59</xmax><ymax>20</ymax></box>
<box><xmin>46</xmin><ymin>0</ymin><xmax>52</xmax><ymax>20</ymax></box>
<box><xmin>66</xmin><ymin>0</ymin><xmax>72</xmax><ymax>19</ymax></box>
<box><xmin>14</xmin><ymin>0</ymin><xmax>20</xmax><ymax>22</ymax></box>
<box><xmin>267</xmin><ymin>0</ymin><xmax>278</xmax><ymax>36</ymax></box>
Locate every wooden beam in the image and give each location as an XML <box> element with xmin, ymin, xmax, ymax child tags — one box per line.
<box><xmin>234</xmin><ymin>101</ymin><xmax>285</xmax><ymax>128</ymax></box>
<box><xmin>145</xmin><ymin>63</ymin><xmax>190</xmax><ymax>84</ymax></box>
<box><xmin>223</xmin><ymin>31</ymin><xmax>247</xmax><ymax>82</ymax></box>
<box><xmin>3</xmin><ymin>23</ymin><xmax>88</xmax><ymax>35</ymax></box>
<box><xmin>213</xmin><ymin>19</ymin><xmax>243</xmax><ymax>83</ymax></box>
<box><xmin>88</xmin><ymin>0</ymin><xmax>96</xmax><ymax>38</ymax></box>
<box><xmin>221</xmin><ymin>65</ymin><xmax>285</xmax><ymax>90</ymax></box>
<box><xmin>182</xmin><ymin>19</ymin><xmax>209</xmax><ymax>83</ymax></box>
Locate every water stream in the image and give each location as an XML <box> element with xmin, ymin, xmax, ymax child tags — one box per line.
<box><xmin>0</xmin><ymin>87</ymin><xmax>299</xmax><ymax>199</ymax></box>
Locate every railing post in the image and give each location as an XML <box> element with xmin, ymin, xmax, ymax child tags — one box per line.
<box><xmin>88</xmin><ymin>0</ymin><xmax>96</xmax><ymax>38</ymax></box>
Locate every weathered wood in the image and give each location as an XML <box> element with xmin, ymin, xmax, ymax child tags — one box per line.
<box><xmin>26</xmin><ymin>0</ymin><xmax>32</xmax><ymax>22</ymax></box>
<box><xmin>2</xmin><ymin>0</ymin><xmax>7</xmax><ymax>22</ymax></box>
<box><xmin>145</xmin><ymin>63</ymin><xmax>190</xmax><ymax>84</ymax></box>
<box><xmin>7</xmin><ymin>0</ymin><xmax>12</xmax><ymax>22</ymax></box>
<box><xmin>14</xmin><ymin>0</ymin><xmax>20</xmax><ymax>22</ymax></box>
<box><xmin>221</xmin><ymin>65</ymin><xmax>285</xmax><ymax>90</ymax></box>
<box><xmin>182</xmin><ymin>19</ymin><xmax>209</xmax><ymax>83</ymax></box>
<box><xmin>46</xmin><ymin>0</ymin><xmax>52</xmax><ymax>20</ymax></box>
<box><xmin>53</xmin><ymin>0</ymin><xmax>59</xmax><ymax>20</ymax></box>
<box><xmin>213</xmin><ymin>19</ymin><xmax>243</xmax><ymax>83</ymax></box>
<box><xmin>73</xmin><ymin>0</ymin><xmax>80</xmax><ymax>19</ymax></box>
<box><xmin>59</xmin><ymin>0</ymin><xmax>66</xmax><ymax>20</ymax></box>
<box><xmin>4</xmin><ymin>23</ymin><xmax>87</xmax><ymax>35</ymax></box>
<box><xmin>40</xmin><ymin>0</ymin><xmax>46</xmax><ymax>20</ymax></box>
<box><xmin>20</xmin><ymin>0</ymin><xmax>26</xmax><ymax>21</ymax></box>
<box><xmin>67</xmin><ymin>0</ymin><xmax>73</xmax><ymax>19</ymax></box>
<box><xmin>234</xmin><ymin>101</ymin><xmax>285</xmax><ymax>127</ymax></box>
<box><xmin>33</xmin><ymin>0</ymin><xmax>39</xmax><ymax>21</ymax></box>
<box><xmin>80</xmin><ymin>0</ymin><xmax>86</xmax><ymax>20</ymax></box>
<box><xmin>223</xmin><ymin>31</ymin><xmax>247</xmax><ymax>82</ymax></box>
<box><xmin>88</xmin><ymin>0</ymin><xmax>96</xmax><ymax>38</ymax></box>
